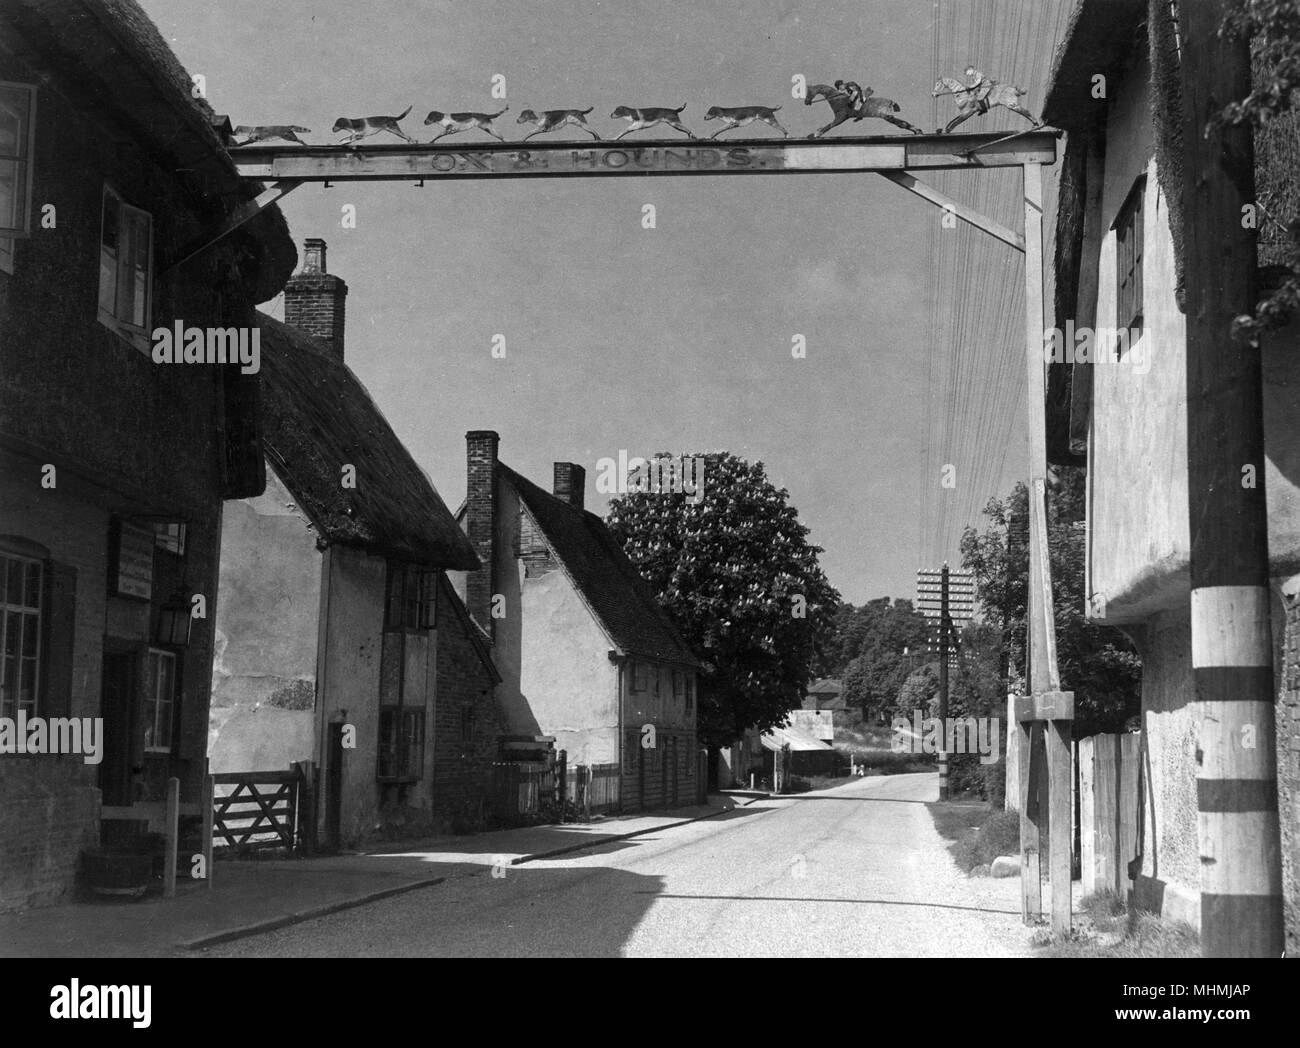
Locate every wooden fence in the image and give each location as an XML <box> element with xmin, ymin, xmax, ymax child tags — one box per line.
<box><xmin>211</xmin><ymin>769</ymin><xmax>304</xmax><ymax>853</ymax></box>
<box><xmin>489</xmin><ymin>761</ymin><xmax>558</xmax><ymax>824</ymax></box>
<box><xmin>566</xmin><ymin>762</ymin><xmax>621</xmax><ymax>815</ymax></box>
<box><xmin>1075</xmin><ymin>732</ymin><xmax>1142</xmax><ymax>898</ymax></box>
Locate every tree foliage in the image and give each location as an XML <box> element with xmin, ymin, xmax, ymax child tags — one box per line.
<box><xmin>835</xmin><ymin>598</ymin><xmax>932</xmax><ymax>717</ymax></box>
<box><xmin>1217</xmin><ymin>0</ymin><xmax>1300</xmax><ymax>339</ymax></box>
<box><xmin>958</xmin><ymin>467</ymin><xmax>1141</xmax><ymax>737</ymax></box>
<box><xmin>606</xmin><ymin>452</ymin><xmax>839</xmax><ymax>749</ymax></box>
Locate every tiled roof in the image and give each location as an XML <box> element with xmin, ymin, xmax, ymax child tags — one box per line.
<box><xmin>499</xmin><ymin>463</ymin><xmax>700</xmax><ymax>668</ymax></box>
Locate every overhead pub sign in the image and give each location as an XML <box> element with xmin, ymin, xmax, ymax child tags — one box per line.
<box><xmin>110</xmin><ymin>519</ymin><xmax>154</xmax><ymax>601</ymax></box>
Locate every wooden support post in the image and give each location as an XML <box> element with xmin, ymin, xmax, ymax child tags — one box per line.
<box><xmin>202</xmin><ymin>763</ymin><xmax>214</xmax><ymax>891</ymax></box>
<box><xmin>1019</xmin><ymin>716</ymin><xmax>1042</xmax><ymax>920</ymax></box>
<box><xmin>164</xmin><ymin>776</ymin><xmax>179</xmax><ymax>899</ymax></box>
<box><xmin>1047</xmin><ymin>719</ymin><xmax>1073</xmax><ymax>936</ymax></box>
<box><xmin>1178</xmin><ymin>0</ymin><xmax>1283</xmax><ymax>958</ymax></box>
<box><xmin>879</xmin><ymin>171</ymin><xmax>1026</xmax><ymax>251</ymax></box>
<box><xmin>938</xmin><ymin>563</ymin><xmax>950</xmax><ymax>800</ymax></box>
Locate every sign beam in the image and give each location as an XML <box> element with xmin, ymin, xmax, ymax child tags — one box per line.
<box><xmin>228</xmin><ymin>130</ymin><xmax>1059</xmax><ymax>182</ymax></box>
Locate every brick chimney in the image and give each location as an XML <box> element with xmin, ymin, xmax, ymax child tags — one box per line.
<box><xmin>465</xmin><ymin>430</ymin><xmax>499</xmax><ymax>636</ymax></box>
<box><xmin>284</xmin><ymin>238</ymin><xmax>348</xmax><ymax>359</ymax></box>
<box><xmin>553</xmin><ymin>463</ymin><xmax>585</xmax><ymax>510</ymax></box>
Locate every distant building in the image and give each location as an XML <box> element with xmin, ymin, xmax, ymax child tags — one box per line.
<box><xmin>802</xmin><ymin>678</ymin><xmax>844</xmax><ymax>711</ymax></box>
<box><xmin>450</xmin><ymin>434</ymin><xmax>702</xmax><ymax>810</ymax></box>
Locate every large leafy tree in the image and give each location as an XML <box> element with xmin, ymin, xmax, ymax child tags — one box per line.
<box><xmin>606</xmin><ymin>452</ymin><xmax>839</xmax><ymax>749</ymax></box>
<box><xmin>959</xmin><ymin>467</ymin><xmax>1141</xmax><ymax>737</ymax></box>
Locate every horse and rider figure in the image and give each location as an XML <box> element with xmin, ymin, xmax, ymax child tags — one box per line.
<box><xmin>803</xmin><ymin>80</ymin><xmax>924</xmax><ymax>138</ymax></box>
<box><xmin>932</xmin><ymin>65</ymin><xmax>1042</xmax><ymax>134</ymax></box>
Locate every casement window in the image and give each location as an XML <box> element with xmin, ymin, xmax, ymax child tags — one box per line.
<box><xmin>633</xmin><ymin>660</ymin><xmax>648</xmax><ymax>692</ymax></box>
<box><xmin>0</xmin><ymin>551</ymin><xmax>42</xmax><ymax>719</ymax></box>
<box><xmin>673</xmin><ymin>669</ymin><xmax>684</xmax><ymax>705</ymax></box>
<box><xmin>377</xmin><ymin>707</ymin><xmax>424</xmax><ymax>781</ymax></box>
<box><xmin>460</xmin><ymin>705</ymin><xmax>476</xmax><ymax>749</ymax></box>
<box><xmin>98</xmin><ymin>184</ymin><xmax>153</xmax><ymax>342</ymax></box>
<box><xmin>153</xmin><ymin>523</ymin><xmax>187</xmax><ymax>557</ymax></box>
<box><xmin>385</xmin><ymin>562</ymin><xmax>437</xmax><ymax>631</ymax></box>
<box><xmin>0</xmin><ymin>82</ymin><xmax>37</xmax><ymax>244</ymax></box>
<box><xmin>1114</xmin><ymin>177</ymin><xmax>1145</xmax><ymax>342</ymax></box>
<box><xmin>685</xmin><ymin>676</ymin><xmax>695</xmax><ymax>714</ymax></box>
<box><xmin>142</xmin><ymin>648</ymin><xmax>177</xmax><ymax>753</ymax></box>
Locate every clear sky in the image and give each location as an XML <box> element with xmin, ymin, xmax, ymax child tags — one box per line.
<box><xmin>142</xmin><ymin>0</ymin><xmax>1061</xmax><ymax>606</ymax></box>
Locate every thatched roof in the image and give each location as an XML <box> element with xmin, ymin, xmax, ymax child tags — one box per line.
<box><xmin>258</xmin><ymin>314</ymin><xmax>479</xmax><ymax>569</ymax></box>
<box><xmin>498</xmin><ymin>464</ymin><xmax>701</xmax><ymax>668</ymax></box>
<box><xmin>1043</xmin><ymin>0</ymin><xmax>1148</xmax><ymax>131</ymax></box>
<box><xmin>0</xmin><ymin>0</ymin><xmax>295</xmax><ymax>302</ymax></box>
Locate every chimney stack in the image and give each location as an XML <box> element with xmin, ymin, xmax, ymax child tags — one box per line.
<box><xmin>465</xmin><ymin>431</ymin><xmax>500</xmax><ymax>636</ymax></box>
<box><xmin>553</xmin><ymin>463</ymin><xmax>585</xmax><ymax>510</ymax></box>
<box><xmin>284</xmin><ymin>238</ymin><xmax>348</xmax><ymax>359</ymax></box>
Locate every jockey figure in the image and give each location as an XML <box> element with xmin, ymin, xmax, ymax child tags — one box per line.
<box><xmin>964</xmin><ymin>65</ymin><xmax>994</xmax><ymax>112</ymax></box>
<box><xmin>834</xmin><ymin>79</ymin><xmax>868</xmax><ymax>113</ymax></box>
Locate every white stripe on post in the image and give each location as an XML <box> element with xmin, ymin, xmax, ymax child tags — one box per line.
<box><xmin>1191</xmin><ymin>586</ymin><xmax>1272</xmax><ymax>667</ymax></box>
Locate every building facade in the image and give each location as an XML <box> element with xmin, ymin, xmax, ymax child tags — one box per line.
<box><xmin>1043</xmin><ymin>0</ymin><xmax>1300</xmax><ymax>943</ymax></box>
<box><xmin>210</xmin><ymin>241</ymin><xmax>501</xmax><ymax>846</ymax></box>
<box><xmin>0</xmin><ymin>0</ymin><xmax>294</xmax><ymax>909</ymax></box>
<box><xmin>450</xmin><ymin>433</ymin><xmax>702</xmax><ymax>810</ymax></box>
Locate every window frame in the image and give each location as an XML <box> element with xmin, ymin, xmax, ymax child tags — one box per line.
<box><xmin>377</xmin><ymin>705</ymin><xmax>425</xmax><ymax>783</ymax></box>
<box><xmin>384</xmin><ymin>561</ymin><xmax>438</xmax><ymax>632</ymax></box>
<box><xmin>97</xmin><ymin>183</ymin><xmax>154</xmax><ymax>348</ymax></box>
<box><xmin>1114</xmin><ymin>175</ymin><xmax>1146</xmax><ymax>345</ymax></box>
<box><xmin>142</xmin><ymin>647</ymin><xmax>178</xmax><ymax>754</ymax></box>
<box><xmin>0</xmin><ymin>549</ymin><xmax>43</xmax><ymax>719</ymax></box>
<box><xmin>0</xmin><ymin>80</ymin><xmax>37</xmax><ymax>240</ymax></box>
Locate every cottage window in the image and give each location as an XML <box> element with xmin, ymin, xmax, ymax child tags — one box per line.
<box><xmin>98</xmin><ymin>184</ymin><xmax>153</xmax><ymax>341</ymax></box>
<box><xmin>378</xmin><ymin>707</ymin><xmax>425</xmax><ymax>781</ymax></box>
<box><xmin>633</xmin><ymin>659</ymin><xmax>648</xmax><ymax>692</ymax></box>
<box><xmin>0</xmin><ymin>81</ymin><xmax>37</xmax><ymax>243</ymax></box>
<box><xmin>153</xmin><ymin>522</ymin><xmax>187</xmax><ymax>556</ymax></box>
<box><xmin>1114</xmin><ymin>177</ymin><xmax>1145</xmax><ymax>343</ymax></box>
<box><xmin>385</xmin><ymin>562</ymin><xmax>437</xmax><ymax>630</ymax></box>
<box><xmin>685</xmin><ymin>676</ymin><xmax>695</xmax><ymax>714</ymax></box>
<box><xmin>673</xmin><ymin>669</ymin><xmax>684</xmax><ymax>704</ymax></box>
<box><xmin>142</xmin><ymin>648</ymin><xmax>176</xmax><ymax>753</ymax></box>
<box><xmin>460</xmin><ymin>705</ymin><xmax>476</xmax><ymax>749</ymax></box>
<box><xmin>0</xmin><ymin>551</ymin><xmax>42</xmax><ymax>719</ymax></box>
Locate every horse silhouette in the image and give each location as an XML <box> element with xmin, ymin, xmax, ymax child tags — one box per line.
<box><xmin>803</xmin><ymin>83</ymin><xmax>923</xmax><ymax>138</ymax></box>
<box><xmin>932</xmin><ymin>75</ymin><xmax>1040</xmax><ymax>134</ymax></box>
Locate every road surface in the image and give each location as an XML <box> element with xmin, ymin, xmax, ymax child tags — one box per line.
<box><xmin>202</xmin><ymin>772</ymin><xmax>1030</xmax><ymax>957</ymax></box>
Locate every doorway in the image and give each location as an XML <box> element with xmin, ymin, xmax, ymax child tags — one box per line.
<box><xmin>99</xmin><ymin>648</ymin><xmax>136</xmax><ymax>807</ymax></box>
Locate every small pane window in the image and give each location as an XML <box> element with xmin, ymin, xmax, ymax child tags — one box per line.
<box><xmin>153</xmin><ymin>522</ymin><xmax>187</xmax><ymax>556</ymax></box>
<box><xmin>1115</xmin><ymin>178</ymin><xmax>1145</xmax><ymax>343</ymax></box>
<box><xmin>385</xmin><ymin>562</ymin><xmax>437</xmax><ymax>630</ymax></box>
<box><xmin>378</xmin><ymin>707</ymin><xmax>424</xmax><ymax>781</ymax></box>
<box><xmin>98</xmin><ymin>185</ymin><xmax>153</xmax><ymax>339</ymax></box>
<box><xmin>0</xmin><ymin>81</ymin><xmax>37</xmax><ymax>237</ymax></box>
<box><xmin>0</xmin><ymin>551</ymin><xmax>42</xmax><ymax>719</ymax></box>
<box><xmin>143</xmin><ymin>648</ymin><xmax>176</xmax><ymax>753</ymax></box>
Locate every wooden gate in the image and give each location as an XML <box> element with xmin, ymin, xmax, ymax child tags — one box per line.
<box><xmin>212</xmin><ymin>769</ymin><xmax>302</xmax><ymax>852</ymax></box>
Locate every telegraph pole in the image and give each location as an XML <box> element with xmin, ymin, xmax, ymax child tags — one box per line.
<box><xmin>938</xmin><ymin>563</ymin><xmax>950</xmax><ymax>800</ymax></box>
<box><xmin>1179</xmin><ymin>0</ymin><xmax>1283</xmax><ymax>957</ymax></box>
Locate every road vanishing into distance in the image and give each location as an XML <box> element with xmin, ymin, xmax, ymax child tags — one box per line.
<box><xmin>202</xmin><ymin>774</ymin><xmax>1030</xmax><ymax>958</ymax></box>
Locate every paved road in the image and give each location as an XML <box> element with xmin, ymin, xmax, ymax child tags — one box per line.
<box><xmin>202</xmin><ymin>773</ymin><xmax>1030</xmax><ymax>957</ymax></box>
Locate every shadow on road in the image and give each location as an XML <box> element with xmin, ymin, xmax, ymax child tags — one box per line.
<box><xmin>630</xmin><ymin>891</ymin><xmax>1020</xmax><ymax>916</ymax></box>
